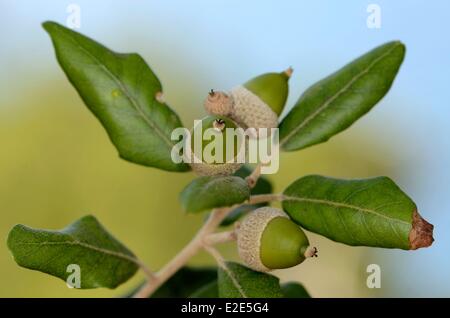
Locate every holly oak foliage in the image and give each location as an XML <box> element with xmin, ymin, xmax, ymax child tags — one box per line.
<box><xmin>7</xmin><ymin>21</ymin><xmax>433</xmax><ymax>298</ymax></box>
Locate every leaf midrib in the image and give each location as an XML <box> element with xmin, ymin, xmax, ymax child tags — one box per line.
<box><xmin>191</xmin><ymin>178</ymin><xmax>247</xmax><ymax>212</ymax></box>
<box><xmin>283</xmin><ymin>194</ymin><xmax>410</xmax><ymax>225</ymax></box>
<box><xmin>280</xmin><ymin>42</ymin><xmax>401</xmax><ymax>147</ymax></box>
<box><xmin>15</xmin><ymin>240</ymin><xmax>138</xmax><ymax>265</ymax></box>
<box><xmin>65</xmin><ymin>31</ymin><xmax>174</xmax><ymax>148</ymax></box>
<box><xmin>222</xmin><ymin>264</ymin><xmax>248</xmax><ymax>298</ymax></box>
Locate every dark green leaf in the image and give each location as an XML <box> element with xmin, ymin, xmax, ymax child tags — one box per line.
<box><xmin>43</xmin><ymin>21</ymin><xmax>189</xmax><ymax>172</ymax></box>
<box><xmin>122</xmin><ymin>267</ymin><xmax>217</xmax><ymax>298</ymax></box>
<box><xmin>282</xmin><ymin>175</ymin><xmax>434</xmax><ymax>250</ymax></box>
<box><xmin>180</xmin><ymin>176</ymin><xmax>250</xmax><ymax>213</ymax></box>
<box><xmin>152</xmin><ymin>267</ymin><xmax>217</xmax><ymax>298</ymax></box>
<box><xmin>279</xmin><ymin>41</ymin><xmax>405</xmax><ymax>151</ymax></box>
<box><xmin>220</xmin><ymin>166</ymin><xmax>273</xmax><ymax>226</ymax></box>
<box><xmin>281</xmin><ymin>282</ymin><xmax>311</xmax><ymax>298</ymax></box>
<box><xmin>189</xmin><ymin>280</ymin><xmax>219</xmax><ymax>298</ymax></box>
<box><xmin>218</xmin><ymin>262</ymin><xmax>283</xmax><ymax>298</ymax></box>
<box><xmin>7</xmin><ymin>215</ymin><xmax>138</xmax><ymax>289</ymax></box>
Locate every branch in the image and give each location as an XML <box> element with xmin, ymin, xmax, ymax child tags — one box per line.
<box><xmin>132</xmin><ymin>164</ymin><xmax>287</xmax><ymax>298</ymax></box>
<box><xmin>203</xmin><ymin>230</ymin><xmax>236</xmax><ymax>246</ymax></box>
<box><xmin>245</xmin><ymin>164</ymin><xmax>262</xmax><ymax>188</ymax></box>
<box><xmin>133</xmin><ymin>207</ymin><xmax>230</xmax><ymax>298</ymax></box>
<box><xmin>248</xmin><ymin>193</ymin><xmax>285</xmax><ymax>205</ymax></box>
<box><xmin>134</xmin><ymin>259</ymin><xmax>157</xmax><ymax>283</ymax></box>
<box><xmin>204</xmin><ymin>245</ymin><xmax>227</xmax><ymax>269</ymax></box>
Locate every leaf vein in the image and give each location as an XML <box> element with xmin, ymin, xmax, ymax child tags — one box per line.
<box><xmin>283</xmin><ymin>195</ymin><xmax>409</xmax><ymax>225</ymax></box>
<box><xmin>359</xmin><ymin>211</ymin><xmax>380</xmax><ymax>245</ymax></box>
<box><xmin>14</xmin><ymin>240</ymin><xmax>138</xmax><ymax>265</ymax></box>
<box><xmin>280</xmin><ymin>42</ymin><xmax>401</xmax><ymax>146</ymax></box>
<box><xmin>66</xmin><ymin>33</ymin><xmax>174</xmax><ymax>149</ymax></box>
<box><xmin>222</xmin><ymin>263</ymin><xmax>248</xmax><ymax>298</ymax></box>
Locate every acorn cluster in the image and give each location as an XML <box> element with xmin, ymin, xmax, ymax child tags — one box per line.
<box><xmin>189</xmin><ymin>70</ymin><xmax>317</xmax><ymax>272</ymax></box>
<box><xmin>189</xmin><ymin>68</ymin><xmax>292</xmax><ymax>176</ymax></box>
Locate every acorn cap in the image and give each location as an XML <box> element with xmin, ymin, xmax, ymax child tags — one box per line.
<box><xmin>229</xmin><ymin>86</ymin><xmax>279</xmax><ymax>136</ymax></box>
<box><xmin>242</xmin><ymin>69</ymin><xmax>291</xmax><ymax>116</ymax></box>
<box><xmin>189</xmin><ymin>115</ymin><xmax>244</xmax><ymax>176</ymax></box>
<box><xmin>204</xmin><ymin>90</ymin><xmax>234</xmax><ymax>116</ymax></box>
<box><xmin>190</xmin><ymin>161</ymin><xmax>242</xmax><ymax>176</ymax></box>
<box><xmin>237</xmin><ymin>207</ymin><xmax>313</xmax><ymax>272</ymax></box>
<box><xmin>237</xmin><ymin>207</ymin><xmax>288</xmax><ymax>272</ymax></box>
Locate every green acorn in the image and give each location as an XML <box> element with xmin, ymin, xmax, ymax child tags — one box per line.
<box><xmin>204</xmin><ymin>68</ymin><xmax>292</xmax><ymax>136</ymax></box>
<box><xmin>189</xmin><ymin>115</ymin><xmax>244</xmax><ymax>176</ymax></box>
<box><xmin>237</xmin><ymin>207</ymin><xmax>317</xmax><ymax>272</ymax></box>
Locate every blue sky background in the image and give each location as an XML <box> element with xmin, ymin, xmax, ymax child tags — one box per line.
<box><xmin>0</xmin><ymin>1</ymin><xmax>449</xmax><ymax>297</ymax></box>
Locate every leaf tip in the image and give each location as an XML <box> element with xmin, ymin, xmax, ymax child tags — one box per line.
<box><xmin>391</xmin><ymin>40</ymin><xmax>406</xmax><ymax>59</ymax></box>
<box><xmin>397</xmin><ymin>40</ymin><xmax>406</xmax><ymax>52</ymax></box>
<box><xmin>6</xmin><ymin>226</ymin><xmax>16</xmax><ymax>249</ymax></box>
<box><xmin>80</xmin><ymin>214</ymin><xmax>98</xmax><ymax>222</ymax></box>
<box><xmin>42</xmin><ymin>21</ymin><xmax>58</xmax><ymax>33</ymax></box>
<box><xmin>409</xmin><ymin>210</ymin><xmax>434</xmax><ymax>250</ymax></box>
<box><xmin>391</xmin><ymin>40</ymin><xmax>404</xmax><ymax>45</ymax></box>
<box><xmin>6</xmin><ymin>224</ymin><xmax>29</xmax><ymax>257</ymax></box>
<box><xmin>6</xmin><ymin>223</ymin><xmax>23</xmax><ymax>240</ymax></box>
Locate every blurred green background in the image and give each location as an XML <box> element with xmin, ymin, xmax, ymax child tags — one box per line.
<box><xmin>1</xmin><ymin>0</ymin><xmax>448</xmax><ymax>297</ymax></box>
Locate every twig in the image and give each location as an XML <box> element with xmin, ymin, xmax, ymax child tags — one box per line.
<box><xmin>134</xmin><ymin>259</ymin><xmax>157</xmax><ymax>283</ymax></box>
<box><xmin>132</xmin><ymin>165</ymin><xmax>287</xmax><ymax>298</ymax></box>
<box><xmin>245</xmin><ymin>164</ymin><xmax>262</xmax><ymax>188</ymax></box>
<box><xmin>133</xmin><ymin>207</ymin><xmax>230</xmax><ymax>298</ymax></box>
<box><xmin>203</xmin><ymin>230</ymin><xmax>236</xmax><ymax>246</ymax></box>
<box><xmin>248</xmin><ymin>193</ymin><xmax>285</xmax><ymax>205</ymax></box>
<box><xmin>204</xmin><ymin>245</ymin><xmax>227</xmax><ymax>269</ymax></box>
<box><xmin>132</xmin><ymin>193</ymin><xmax>286</xmax><ymax>298</ymax></box>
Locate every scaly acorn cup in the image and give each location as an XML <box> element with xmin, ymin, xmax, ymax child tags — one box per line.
<box><xmin>237</xmin><ymin>207</ymin><xmax>317</xmax><ymax>272</ymax></box>
<box><xmin>189</xmin><ymin>115</ymin><xmax>244</xmax><ymax>176</ymax></box>
<box><xmin>204</xmin><ymin>68</ymin><xmax>292</xmax><ymax>137</ymax></box>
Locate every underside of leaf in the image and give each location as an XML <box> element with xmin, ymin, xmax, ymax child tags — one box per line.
<box><xmin>7</xmin><ymin>215</ymin><xmax>139</xmax><ymax>289</ymax></box>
